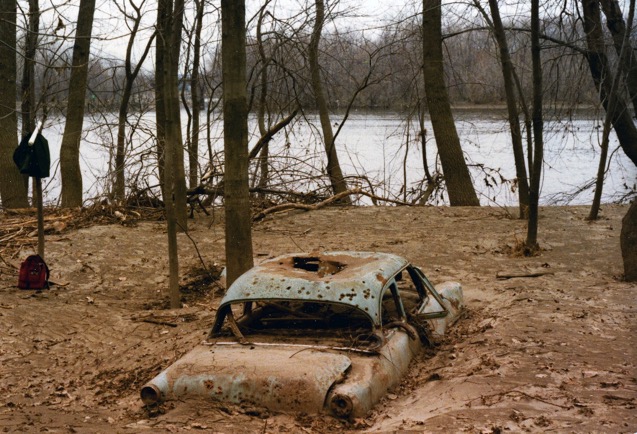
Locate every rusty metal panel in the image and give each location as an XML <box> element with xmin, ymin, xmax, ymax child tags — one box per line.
<box><xmin>142</xmin><ymin>344</ymin><xmax>352</xmax><ymax>413</ymax></box>
<box><xmin>326</xmin><ymin>328</ymin><xmax>421</xmax><ymax>418</ymax></box>
<box><xmin>423</xmin><ymin>281</ymin><xmax>464</xmax><ymax>339</ymax></box>
<box><xmin>219</xmin><ymin>252</ymin><xmax>409</xmax><ymax>326</ymax></box>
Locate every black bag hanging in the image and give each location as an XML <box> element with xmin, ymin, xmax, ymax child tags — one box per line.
<box><xmin>13</xmin><ymin>132</ymin><xmax>50</xmax><ymax>179</ymax></box>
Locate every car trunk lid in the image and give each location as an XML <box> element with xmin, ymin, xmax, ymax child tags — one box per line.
<box><xmin>141</xmin><ymin>343</ymin><xmax>352</xmax><ymax>413</ymax></box>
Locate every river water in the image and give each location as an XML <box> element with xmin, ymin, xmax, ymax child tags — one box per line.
<box><xmin>38</xmin><ymin>109</ymin><xmax>635</xmax><ymax>207</ymax></box>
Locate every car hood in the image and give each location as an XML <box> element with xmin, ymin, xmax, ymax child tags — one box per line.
<box><xmin>142</xmin><ymin>343</ymin><xmax>352</xmax><ymax>413</ymax></box>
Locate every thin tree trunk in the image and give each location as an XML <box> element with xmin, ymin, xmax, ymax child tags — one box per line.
<box><xmin>422</xmin><ymin>0</ymin><xmax>479</xmax><ymax>206</ymax></box>
<box><xmin>189</xmin><ymin>0</ymin><xmax>204</xmax><ymax>189</ymax></box>
<box><xmin>163</xmin><ymin>100</ymin><xmax>181</xmax><ymax>309</ymax></box>
<box><xmin>589</xmin><ymin>0</ymin><xmax>635</xmax><ymax>220</ymax></box>
<box><xmin>156</xmin><ymin>0</ymin><xmax>169</xmax><ymax>198</ymax></box>
<box><xmin>168</xmin><ymin>0</ymin><xmax>188</xmax><ymax>228</ymax></box>
<box><xmin>0</xmin><ymin>0</ymin><xmax>28</xmax><ymax>208</ymax></box>
<box><xmin>221</xmin><ymin>0</ymin><xmax>254</xmax><ymax>287</ymax></box>
<box><xmin>526</xmin><ymin>0</ymin><xmax>544</xmax><ymax>252</ymax></box>
<box><xmin>256</xmin><ymin>5</ymin><xmax>270</xmax><ymax>194</ymax></box>
<box><xmin>309</xmin><ymin>0</ymin><xmax>351</xmax><ymax>203</ymax></box>
<box><xmin>600</xmin><ymin>0</ymin><xmax>637</xmax><ymax>114</ymax></box>
<box><xmin>158</xmin><ymin>0</ymin><xmax>187</xmax><ymax>229</ymax></box>
<box><xmin>483</xmin><ymin>0</ymin><xmax>530</xmax><ymax>218</ymax></box>
<box><xmin>156</xmin><ymin>0</ymin><xmax>184</xmax><ymax>308</ymax></box>
<box><xmin>417</xmin><ymin>100</ymin><xmax>432</xmax><ymax>184</ymax></box>
<box><xmin>582</xmin><ymin>0</ymin><xmax>637</xmax><ymax>166</ymax></box>
<box><xmin>60</xmin><ymin>0</ymin><xmax>96</xmax><ymax>208</ymax></box>
<box><xmin>114</xmin><ymin>2</ymin><xmax>154</xmax><ymax>201</ymax></box>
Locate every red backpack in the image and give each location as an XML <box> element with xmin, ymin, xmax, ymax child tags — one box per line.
<box><xmin>18</xmin><ymin>255</ymin><xmax>49</xmax><ymax>290</ymax></box>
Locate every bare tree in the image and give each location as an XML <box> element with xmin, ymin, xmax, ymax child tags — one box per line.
<box><xmin>189</xmin><ymin>0</ymin><xmax>204</xmax><ymax>189</ymax></box>
<box><xmin>525</xmin><ymin>0</ymin><xmax>544</xmax><ymax>252</ymax></box>
<box><xmin>221</xmin><ymin>0</ymin><xmax>254</xmax><ymax>287</ymax></box>
<box><xmin>112</xmin><ymin>0</ymin><xmax>155</xmax><ymax>201</ymax></box>
<box><xmin>0</xmin><ymin>0</ymin><xmax>29</xmax><ymax>208</ymax></box>
<box><xmin>60</xmin><ymin>0</ymin><xmax>97</xmax><ymax>207</ymax></box>
<box><xmin>474</xmin><ymin>0</ymin><xmax>530</xmax><ymax>217</ymax></box>
<box><xmin>423</xmin><ymin>0</ymin><xmax>479</xmax><ymax>206</ymax></box>
<box><xmin>309</xmin><ymin>0</ymin><xmax>351</xmax><ymax>203</ymax></box>
<box><xmin>589</xmin><ymin>0</ymin><xmax>635</xmax><ymax>220</ymax></box>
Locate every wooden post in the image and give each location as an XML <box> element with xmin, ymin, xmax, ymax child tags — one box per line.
<box><xmin>35</xmin><ymin>177</ymin><xmax>44</xmax><ymax>259</ymax></box>
<box><xmin>28</xmin><ymin>120</ymin><xmax>45</xmax><ymax>259</ymax></box>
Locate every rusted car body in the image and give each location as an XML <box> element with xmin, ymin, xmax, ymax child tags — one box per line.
<box><xmin>141</xmin><ymin>252</ymin><xmax>464</xmax><ymax>418</ymax></box>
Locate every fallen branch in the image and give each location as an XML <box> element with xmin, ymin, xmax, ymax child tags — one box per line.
<box><xmin>188</xmin><ymin>185</ymin><xmax>326</xmax><ymax>202</ymax></box>
<box><xmin>358</xmin><ymin>190</ymin><xmax>413</xmax><ymax>207</ymax></box>
<box><xmin>496</xmin><ymin>270</ymin><xmax>555</xmax><ymax>280</ymax></box>
<box><xmin>248</xmin><ymin>109</ymin><xmax>299</xmax><ymax>160</ymax></box>
<box><xmin>253</xmin><ymin>188</ymin><xmax>361</xmax><ymax>222</ymax></box>
<box><xmin>134</xmin><ymin>318</ymin><xmax>178</xmax><ymax>328</ymax></box>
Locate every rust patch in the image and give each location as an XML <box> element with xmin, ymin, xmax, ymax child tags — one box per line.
<box><xmin>376</xmin><ymin>273</ymin><xmax>387</xmax><ymax>285</ymax></box>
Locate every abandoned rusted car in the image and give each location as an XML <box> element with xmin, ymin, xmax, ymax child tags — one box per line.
<box><xmin>141</xmin><ymin>252</ymin><xmax>464</xmax><ymax>418</ymax></box>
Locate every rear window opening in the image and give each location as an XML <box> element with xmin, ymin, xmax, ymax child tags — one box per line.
<box><xmin>293</xmin><ymin>257</ymin><xmax>345</xmax><ymax>277</ymax></box>
<box><xmin>218</xmin><ymin>300</ymin><xmax>377</xmax><ymax>348</ymax></box>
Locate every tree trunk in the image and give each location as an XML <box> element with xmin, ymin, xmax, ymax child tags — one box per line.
<box><xmin>155</xmin><ymin>0</ymin><xmax>171</xmax><ymax>199</ymax></box>
<box><xmin>621</xmin><ymin>200</ymin><xmax>637</xmax><ymax>281</ymax></box>
<box><xmin>309</xmin><ymin>0</ymin><xmax>351</xmax><ymax>203</ymax></box>
<box><xmin>256</xmin><ymin>5</ymin><xmax>270</xmax><ymax>194</ymax></box>
<box><xmin>589</xmin><ymin>0</ymin><xmax>635</xmax><ymax>221</ymax></box>
<box><xmin>156</xmin><ymin>0</ymin><xmax>183</xmax><ymax>308</ymax></box>
<box><xmin>582</xmin><ymin>0</ymin><xmax>637</xmax><ymax>166</ymax></box>
<box><xmin>0</xmin><ymin>0</ymin><xmax>28</xmax><ymax>208</ymax></box>
<box><xmin>189</xmin><ymin>0</ymin><xmax>204</xmax><ymax>189</ymax></box>
<box><xmin>221</xmin><ymin>0</ymin><xmax>254</xmax><ymax>287</ymax></box>
<box><xmin>422</xmin><ymin>0</ymin><xmax>479</xmax><ymax>206</ymax></box>
<box><xmin>168</xmin><ymin>0</ymin><xmax>188</xmax><ymax>228</ymax></box>
<box><xmin>60</xmin><ymin>0</ymin><xmax>96</xmax><ymax>208</ymax></box>
<box><xmin>157</xmin><ymin>0</ymin><xmax>187</xmax><ymax>229</ymax></box>
<box><xmin>21</xmin><ymin>0</ymin><xmax>39</xmax><ymax>137</ymax></box>
<box><xmin>486</xmin><ymin>0</ymin><xmax>530</xmax><ymax>218</ymax></box>
<box><xmin>526</xmin><ymin>0</ymin><xmax>544</xmax><ymax>252</ymax></box>
<box><xmin>114</xmin><ymin>1</ymin><xmax>154</xmax><ymax>201</ymax></box>
<box><xmin>600</xmin><ymin>0</ymin><xmax>637</xmax><ymax>114</ymax></box>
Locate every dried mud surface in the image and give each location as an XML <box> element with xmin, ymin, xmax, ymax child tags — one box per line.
<box><xmin>0</xmin><ymin>205</ymin><xmax>634</xmax><ymax>433</ymax></box>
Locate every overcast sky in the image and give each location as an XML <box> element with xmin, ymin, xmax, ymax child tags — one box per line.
<box><xmin>20</xmin><ymin>0</ymin><xmax>636</xmax><ymax>63</ymax></box>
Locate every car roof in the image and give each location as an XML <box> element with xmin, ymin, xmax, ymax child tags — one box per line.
<box><xmin>218</xmin><ymin>251</ymin><xmax>410</xmax><ymax>325</ymax></box>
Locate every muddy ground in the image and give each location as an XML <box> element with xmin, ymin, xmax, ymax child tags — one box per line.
<box><xmin>0</xmin><ymin>204</ymin><xmax>634</xmax><ymax>433</ymax></box>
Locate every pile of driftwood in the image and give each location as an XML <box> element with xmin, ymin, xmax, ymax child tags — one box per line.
<box><xmin>1</xmin><ymin>185</ymin><xmax>416</xmax><ymax>258</ymax></box>
<box><xmin>0</xmin><ymin>204</ymin><xmax>162</xmax><ymax>258</ymax></box>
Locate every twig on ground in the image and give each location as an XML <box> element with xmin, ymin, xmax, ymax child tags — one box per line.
<box><xmin>496</xmin><ymin>270</ymin><xmax>555</xmax><ymax>279</ymax></box>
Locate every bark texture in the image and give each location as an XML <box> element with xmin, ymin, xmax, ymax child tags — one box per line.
<box><xmin>21</xmin><ymin>0</ymin><xmax>39</xmax><ymax>137</ymax></box>
<box><xmin>221</xmin><ymin>0</ymin><xmax>254</xmax><ymax>287</ymax></box>
<box><xmin>60</xmin><ymin>0</ymin><xmax>96</xmax><ymax>207</ymax></box>
<box><xmin>0</xmin><ymin>0</ymin><xmax>29</xmax><ymax>208</ymax></box>
<box><xmin>422</xmin><ymin>0</ymin><xmax>479</xmax><ymax>206</ymax></box>
<box><xmin>621</xmin><ymin>200</ymin><xmax>637</xmax><ymax>281</ymax></box>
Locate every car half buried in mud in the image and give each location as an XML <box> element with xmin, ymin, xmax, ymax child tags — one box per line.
<box><xmin>141</xmin><ymin>252</ymin><xmax>464</xmax><ymax>419</ymax></box>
